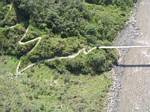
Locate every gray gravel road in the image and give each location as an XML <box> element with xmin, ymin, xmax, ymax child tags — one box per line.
<box><xmin>119</xmin><ymin>0</ymin><xmax>150</xmax><ymax>112</ymax></box>
<box><xmin>107</xmin><ymin>0</ymin><xmax>150</xmax><ymax>112</ymax></box>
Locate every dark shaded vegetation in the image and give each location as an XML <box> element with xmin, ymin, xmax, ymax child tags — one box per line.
<box><xmin>45</xmin><ymin>49</ymin><xmax>117</xmax><ymax>75</ymax></box>
<box><xmin>28</xmin><ymin>36</ymin><xmax>86</xmax><ymax>63</ymax></box>
<box><xmin>0</xmin><ymin>0</ymin><xmax>135</xmax><ymax>74</ymax></box>
<box><xmin>0</xmin><ymin>25</ymin><xmax>37</xmax><ymax>58</ymax></box>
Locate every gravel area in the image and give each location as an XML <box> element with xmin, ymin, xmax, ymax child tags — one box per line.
<box><xmin>106</xmin><ymin>2</ymin><xmax>142</xmax><ymax>112</ymax></box>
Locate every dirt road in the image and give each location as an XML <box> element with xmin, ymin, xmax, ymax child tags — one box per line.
<box><xmin>119</xmin><ymin>0</ymin><xmax>150</xmax><ymax>111</ymax></box>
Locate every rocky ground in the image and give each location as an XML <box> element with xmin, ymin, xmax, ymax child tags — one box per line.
<box><xmin>106</xmin><ymin>1</ymin><xmax>142</xmax><ymax>112</ymax></box>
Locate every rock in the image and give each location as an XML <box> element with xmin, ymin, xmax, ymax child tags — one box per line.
<box><xmin>106</xmin><ymin>3</ymin><xmax>140</xmax><ymax>112</ymax></box>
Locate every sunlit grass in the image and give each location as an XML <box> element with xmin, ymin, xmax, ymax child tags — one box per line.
<box><xmin>0</xmin><ymin>56</ymin><xmax>112</xmax><ymax>111</ymax></box>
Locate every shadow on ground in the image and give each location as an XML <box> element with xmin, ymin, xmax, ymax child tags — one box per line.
<box><xmin>117</xmin><ymin>64</ymin><xmax>150</xmax><ymax>67</ymax></box>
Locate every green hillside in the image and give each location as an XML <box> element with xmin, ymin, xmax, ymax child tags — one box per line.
<box><xmin>0</xmin><ymin>0</ymin><xmax>135</xmax><ymax>111</ymax></box>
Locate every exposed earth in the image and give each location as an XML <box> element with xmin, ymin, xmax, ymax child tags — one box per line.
<box><xmin>107</xmin><ymin>0</ymin><xmax>150</xmax><ymax>112</ymax></box>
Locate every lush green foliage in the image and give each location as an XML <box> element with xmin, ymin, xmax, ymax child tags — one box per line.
<box><xmin>0</xmin><ymin>0</ymin><xmax>135</xmax><ymax>74</ymax></box>
<box><xmin>0</xmin><ymin>0</ymin><xmax>135</xmax><ymax>111</ymax></box>
<box><xmin>28</xmin><ymin>36</ymin><xmax>85</xmax><ymax>62</ymax></box>
<box><xmin>45</xmin><ymin>49</ymin><xmax>117</xmax><ymax>75</ymax></box>
<box><xmin>0</xmin><ymin>25</ymin><xmax>36</xmax><ymax>57</ymax></box>
<box><xmin>0</xmin><ymin>57</ymin><xmax>112</xmax><ymax>112</ymax></box>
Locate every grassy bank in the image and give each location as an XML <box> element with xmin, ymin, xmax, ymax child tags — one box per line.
<box><xmin>0</xmin><ymin>56</ymin><xmax>111</xmax><ymax>112</ymax></box>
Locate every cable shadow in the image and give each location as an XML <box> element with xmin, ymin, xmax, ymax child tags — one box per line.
<box><xmin>117</xmin><ymin>64</ymin><xmax>150</xmax><ymax>68</ymax></box>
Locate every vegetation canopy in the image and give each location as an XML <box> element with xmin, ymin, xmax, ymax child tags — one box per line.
<box><xmin>0</xmin><ymin>0</ymin><xmax>135</xmax><ymax>111</ymax></box>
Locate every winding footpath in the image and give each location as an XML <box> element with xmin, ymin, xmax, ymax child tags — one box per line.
<box><xmin>2</xmin><ymin>2</ymin><xmax>150</xmax><ymax>76</ymax></box>
<box><xmin>2</xmin><ymin>2</ymin><xmax>150</xmax><ymax>111</ymax></box>
<box><xmin>3</xmin><ymin>4</ymin><xmax>13</xmax><ymax>22</ymax></box>
<box><xmin>16</xmin><ymin>26</ymin><xmax>150</xmax><ymax>75</ymax></box>
<box><xmin>16</xmin><ymin>27</ymin><xmax>42</xmax><ymax>75</ymax></box>
<box><xmin>14</xmin><ymin>25</ymin><xmax>150</xmax><ymax>75</ymax></box>
<box><xmin>3</xmin><ymin>4</ymin><xmax>150</xmax><ymax>110</ymax></box>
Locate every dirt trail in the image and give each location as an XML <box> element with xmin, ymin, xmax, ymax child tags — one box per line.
<box><xmin>3</xmin><ymin>4</ymin><xmax>13</xmax><ymax>22</ymax></box>
<box><xmin>16</xmin><ymin>27</ymin><xmax>150</xmax><ymax>74</ymax></box>
<box><xmin>118</xmin><ymin>0</ymin><xmax>150</xmax><ymax>111</ymax></box>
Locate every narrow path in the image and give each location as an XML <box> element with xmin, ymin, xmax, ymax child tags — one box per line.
<box><xmin>6</xmin><ymin>24</ymin><xmax>18</xmax><ymax>29</ymax></box>
<box><xmin>16</xmin><ymin>27</ymin><xmax>42</xmax><ymax>75</ymax></box>
<box><xmin>3</xmin><ymin>4</ymin><xmax>13</xmax><ymax>22</ymax></box>
<box><xmin>16</xmin><ymin>45</ymin><xmax>150</xmax><ymax>75</ymax></box>
<box><xmin>15</xmin><ymin>26</ymin><xmax>150</xmax><ymax>75</ymax></box>
<box><xmin>18</xmin><ymin>27</ymin><xmax>42</xmax><ymax>46</ymax></box>
<box><xmin>2</xmin><ymin>3</ymin><xmax>150</xmax><ymax>80</ymax></box>
<box><xmin>3</xmin><ymin>1</ymin><xmax>150</xmax><ymax>111</ymax></box>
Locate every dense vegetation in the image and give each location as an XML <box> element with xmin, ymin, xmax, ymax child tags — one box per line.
<box><xmin>0</xmin><ymin>0</ymin><xmax>135</xmax><ymax>111</ymax></box>
<box><xmin>0</xmin><ymin>57</ymin><xmax>112</xmax><ymax>112</ymax></box>
<box><xmin>0</xmin><ymin>0</ymin><xmax>135</xmax><ymax>73</ymax></box>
